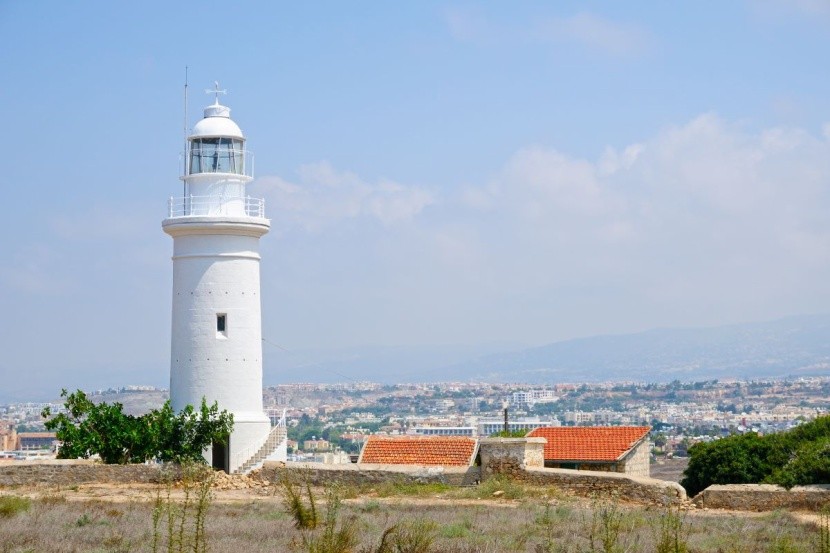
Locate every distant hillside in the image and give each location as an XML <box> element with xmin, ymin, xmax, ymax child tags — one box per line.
<box><xmin>442</xmin><ymin>314</ymin><xmax>830</xmax><ymax>383</ymax></box>
<box><xmin>265</xmin><ymin>314</ymin><xmax>830</xmax><ymax>384</ymax></box>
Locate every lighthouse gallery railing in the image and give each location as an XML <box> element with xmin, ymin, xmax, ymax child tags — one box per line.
<box><xmin>167</xmin><ymin>195</ymin><xmax>266</xmax><ymax>218</ymax></box>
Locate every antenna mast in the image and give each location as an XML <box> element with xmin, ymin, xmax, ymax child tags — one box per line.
<box><xmin>183</xmin><ymin>67</ymin><xmax>188</xmax><ymax>196</ymax></box>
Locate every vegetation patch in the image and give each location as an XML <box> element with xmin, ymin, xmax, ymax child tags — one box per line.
<box><xmin>42</xmin><ymin>388</ymin><xmax>233</xmax><ymax>464</ymax></box>
<box><xmin>682</xmin><ymin>415</ymin><xmax>830</xmax><ymax>495</ymax></box>
<box><xmin>0</xmin><ymin>495</ymin><xmax>31</xmax><ymax>518</ymax></box>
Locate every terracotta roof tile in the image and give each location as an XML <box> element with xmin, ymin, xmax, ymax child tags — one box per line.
<box><xmin>359</xmin><ymin>436</ymin><xmax>477</xmax><ymax>466</ymax></box>
<box><xmin>527</xmin><ymin>426</ymin><xmax>650</xmax><ymax>462</ymax></box>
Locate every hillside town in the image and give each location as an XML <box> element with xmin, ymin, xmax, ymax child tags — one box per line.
<box><xmin>3</xmin><ymin>377</ymin><xmax>827</xmax><ymax>471</ymax></box>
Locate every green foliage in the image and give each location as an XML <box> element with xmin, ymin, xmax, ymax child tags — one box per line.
<box><xmin>75</xmin><ymin>513</ymin><xmax>94</xmax><ymax>527</ymax></box>
<box><xmin>490</xmin><ymin>429</ymin><xmax>528</xmax><ymax>438</ymax></box>
<box><xmin>653</xmin><ymin>501</ymin><xmax>689</xmax><ymax>553</ymax></box>
<box><xmin>587</xmin><ymin>497</ymin><xmax>627</xmax><ymax>553</ymax></box>
<box><xmin>279</xmin><ymin>471</ymin><xmax>319</xmax><ymax>530</ymax></box>
<box><xmin>681</xmin><ymin>415</ymin><xmax>830</xmax><ymax>495</ymax></box>
<box><xmin>769</xmin><ymin>437</ymin><xmax>830</xmax><ymax>489</ymax></box>
<box><xmin>0</xmin><ymin>495</ymin><xmax>31</xmax><ymax>518</ymax></box>
<box><xmin>386</xmin><ymin>519</ymin><xmax>436</xmax><ymax>553</ymax></box>
<box><xmin>41</xmin><ymin>389</ymin><xmax>233</xmax><ymax>464</ymax></box>
<box><xmin>304</xmin><ymin>486</ymin><xmax>358</xmax><ymax>553</ymax></box>
<box><xmin>151</xmin><ymin>462</ymin><xmax>214</xmax><ymax>553</ymax></box>
<box><xmin>820</xmin><ymin>507</ymin><xmax>830</xmax><ymax>553</ymax></box>
<box><xmin>681</xmin><ymin>433</ymin><xmax>783</xmax><ymax>496</ymax></box>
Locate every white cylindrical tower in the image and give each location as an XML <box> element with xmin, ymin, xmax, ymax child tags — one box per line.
<box><xmin>162</xmin><ymin>91</ymin><xmax>270</xmax><ymax>473</ymax></box>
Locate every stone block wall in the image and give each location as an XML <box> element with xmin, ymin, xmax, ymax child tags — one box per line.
<box><xmin>621</xmin><ymin>440</ymin><xmax>650</xmax><ymax>478</ymax></box>
<box><xmin>0</xmin><ymin>460</ymin><xmax>178</xmax><ymax>487</ymax></box>
<box><xmin>693</xmin><ymin>484</ymin><xmax>830</xmax><ymax>511</ymax></box>
<box><xmin>257</xmin><ymin>462</ymin><xmax>480</xmax><ymax>487</ymax></box>
<box><xmin>519</xmin><ymin>466</ymin><xmax>686</xmax><ymax>505</ymax></box>
<box><xmin>479</xmin><ymin>437</ymin><xmax>545</xmax><ymax>479</ymax></box>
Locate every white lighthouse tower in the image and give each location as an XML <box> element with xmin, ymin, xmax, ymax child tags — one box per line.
<box><xmin>163</xmin><ymin>84</ymin><xmax>277</xmax><ymax>473</ymax></box>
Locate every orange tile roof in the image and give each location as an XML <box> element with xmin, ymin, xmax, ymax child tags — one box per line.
<box><xmin>359</xmin><ymin>436</ymin><xmax>477</xmax><ymax>466</ymax></box>
<box><xmin>527</xmin><ymin>426</ymin><xmax>650</xmax><ymax>462</ymax></box>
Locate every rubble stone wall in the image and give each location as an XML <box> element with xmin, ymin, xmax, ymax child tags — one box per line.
<box><xmin>622</xmin><ymin>441</ymin><xmax>651</xmax><ymax>478</ymax></box>
<box><xmin>0</xmin><ymin>460</ymin><xmax>177</xmax><ymax>486</ymax></box>
<box><xmin>693</xmin><ymin>484</ymin><xmax>830</xmax><ymax>511</ymax></box>
<box><xmin>519</xmin><ymin>467</ymin><xmax>686</xmax><ymax>504</ymax></box>
<box><xmin>258</xmin><ymin>462</ymin><xmax>480</xmax><ymax>487</ymax></box>
<box><xmin>478</xmin><ymin>437</ymin><xmax>545</xmax><ymax>479</ymax></box>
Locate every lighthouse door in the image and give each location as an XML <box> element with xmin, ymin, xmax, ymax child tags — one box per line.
<box><xmin>212</xmin><ymin>436</ymin><xmax>230</xmax><ymax>473</ymax></box>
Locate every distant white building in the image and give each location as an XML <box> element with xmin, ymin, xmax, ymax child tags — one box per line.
<box><xmin>512</xmin><ymin>390</ymin><xmax>559</xmax><ymax>406</ymax></box>
<box><xmin>412</xmin><ymin>426</ymin><xmax>476</xmax><ymax>437</ymax></box>
<box><xmin>478</xmin><ymin>417</ymin><xmax>556</xmax><ymax>436</ymax></box>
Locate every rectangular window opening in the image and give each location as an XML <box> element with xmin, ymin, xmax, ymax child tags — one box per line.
<box><xmin>217</xmin><ymin>313</ymin><xmax>227</xmax><ymax>336</ymax></box>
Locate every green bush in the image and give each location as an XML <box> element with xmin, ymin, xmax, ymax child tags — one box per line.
<box><xmin>768</xmin><ymin>437</ymin><xmax>830</xmax><ymax>489</ymax></box>
<box><xmin>681</xmin><ymin>416</ymin><xmax>830</xmax><ymax>495</ymax></box>
<box><xmin>0</xmin><ymin>495</ymin><xmax>31</xmax><ymax>518</ymax></box>
<box><xmin>41</xmin><ymin>389</ymin><xmax>233</xmax><ymax>464</ymax></box>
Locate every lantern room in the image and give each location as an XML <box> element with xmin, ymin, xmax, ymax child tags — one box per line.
<box><xmin>186</xmin><ymin>101</ymin><xmax>249</xmax><ymax>177</ymax></box>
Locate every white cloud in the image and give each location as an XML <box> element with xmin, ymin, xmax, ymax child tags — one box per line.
<box><xmin>444</xmin><ymin>8</ymin><xmax>650</xmax><ymax>57</ymax></box>
<box><xmin>532</xmin><ymin>12</ymin><xmax>649</xmax><ymax>56</ymax></box>
<box><xmin>251</xmin><ymin>161</ymin><xmax>435</xmax><ymax>231</ymax></box>
<box><xmin>252</xmin><ymin>114</ymin><xmax>830</xmax><ymax>347</ymax></box>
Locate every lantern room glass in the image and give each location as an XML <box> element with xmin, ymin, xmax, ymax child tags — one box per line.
<box><xmin>189</xmin><ymin>138</ymin><xmax>244</xmax><ymax>175</ymax></box>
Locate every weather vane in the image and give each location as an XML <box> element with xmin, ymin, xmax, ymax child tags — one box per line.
<box><xmin>205</xmin><ymin>81</ymin><xmax>227</xmax><ymax>103</ymax></box>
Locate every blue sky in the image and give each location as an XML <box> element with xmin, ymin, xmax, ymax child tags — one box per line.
<box><xmin>2</xmin><ymin>1</ymin><xmax>830</xmax><ymax>399</ymax></box>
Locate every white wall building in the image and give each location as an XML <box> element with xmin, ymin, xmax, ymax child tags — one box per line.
<box><xmin>512</xmin><ymin>390</ymin><xmax>559</xmax><ymax>406</ymax></box>
<box><xmin>162</xmin><ymin>87</ymin><xmax>283</xmax><ymax>473</ymax></box>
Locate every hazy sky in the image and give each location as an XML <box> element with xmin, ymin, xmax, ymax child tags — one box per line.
<box><xmin>2</xmin><ymin>1</ymin><xmax>830</xmax><ymax>399</ymax></box>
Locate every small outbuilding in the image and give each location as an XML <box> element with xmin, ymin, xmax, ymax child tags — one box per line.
<box><xmin>526</xmin><ymin>426</ymin><xmax>651</xmax><ymax>477</ymax></box>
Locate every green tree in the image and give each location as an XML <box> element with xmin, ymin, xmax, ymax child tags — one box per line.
<box><xmin>681</xmin><ymin>416</ymin><xmax>830</xmax><ymax>495</ymax></box>
<box><xmin>42</xmin><ymin>389</ymin><xmax>233</xmax><ymax>464</ymax></box>
<box><xmin>769</xmin><ymin>437</ymin><xmax>830</xmax><ymax>489</ymax></box>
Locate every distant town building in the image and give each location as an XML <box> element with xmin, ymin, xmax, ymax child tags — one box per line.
<box><xmin>412</xmin><ymin>426</ymin><xmax>476</xmax><ymax>437</ymax></box>
<box><xmin>303</xmin><ymin>439</ymin><xmax>330</xmax><ymax>451</ymax></box>
<box><xmin>0</xmin><ymin>421</ymin><xmax>16</xmax><ymax>451</ymax></box>
<box><xmin>16</xmin><ymin>432</ymin><xmax>57</xmax><ymax>451</ymax></box>
<box><xmin>512</xmin><ymin>390</ymin><xmax>559</xmax><ymax>406</ymax></box>
<box><xmin>478</xmin><ymin>417</ymin><xmax>555</xmax><ymax>436</ymax></box>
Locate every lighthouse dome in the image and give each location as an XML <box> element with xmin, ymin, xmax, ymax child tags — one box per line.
<box><xmin>191</xmin><ymin>102</ymin><xmax>244</xmax><ymax>139</ymax></box>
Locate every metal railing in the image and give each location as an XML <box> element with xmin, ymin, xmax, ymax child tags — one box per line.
<box><xmin>167</xmin><ymin>195</ymin><xmax>266</xmax><ymax>218</ymax></box>
<box><xmin>230</xmin><ymin>409</ymin><xmax>287</xmax><ymax>474</ymax></box>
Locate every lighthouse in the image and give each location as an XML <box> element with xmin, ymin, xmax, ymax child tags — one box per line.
<box><xmin>162</xmin><ymin>84</ymin><xmax>273</xmax><ymax>473</ymax></box>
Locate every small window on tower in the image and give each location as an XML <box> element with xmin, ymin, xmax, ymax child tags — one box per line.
<box><xmin>217</xmin><ymin>313</ymin><xmax>227</xmax><ymax>337</ymax></box>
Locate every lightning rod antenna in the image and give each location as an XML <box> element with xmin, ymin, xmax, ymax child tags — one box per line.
<box><xmin>183</xmin><ymin>66</ymin><xmax>188</xmax><ymax>196</ymax></box>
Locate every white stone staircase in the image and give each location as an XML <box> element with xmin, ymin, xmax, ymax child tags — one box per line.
<box><xmin>232</xmin><ymin>409</ymin><xmax>287</xmax><ymax>474</ymax></box>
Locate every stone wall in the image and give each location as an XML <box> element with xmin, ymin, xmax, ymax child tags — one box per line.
<box><xmin>479</xmin><ymin>437</ymin><xmax>545</xmax><ymax>479</ymax></box>
<box><xmin>693</xmin><ymin>484</ymin><xmax>830</xmax><ymax>511</ymax></box>
<box><xmin>257</xmin><ymin>461</ymin><xmax>480</xmax><ymax>487</ymax></box>
<box><xmin>477</xmin><ymin>437</ymin><xmax>683</xmax><ymax>504</ymax></box>
<box><xmin>0</xmin><ymin>460</ymin><xmax>178</xmax><ymax>487</ymax></box>
<box><xmin>519</xmin><ymin>467</ymin><xmax>686</xmax><ymax>505</ymax></box>
<box><xmin>622</xmin><ymin>440</ymin><xmax>650</xmax><ymax>478</ymax></box>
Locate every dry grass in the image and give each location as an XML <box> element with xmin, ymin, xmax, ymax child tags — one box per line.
<box><xmin>0</xmin><ymin>486</ymin><xmax>824</xmax><ymax>552</ymax></box>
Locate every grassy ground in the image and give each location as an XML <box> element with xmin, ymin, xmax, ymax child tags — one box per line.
<box><xmin>0</xmin><ymin>478</ymin><xmax>824</xmax><ymax>552</ymax></box>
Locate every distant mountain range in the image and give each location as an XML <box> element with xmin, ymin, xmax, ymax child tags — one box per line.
<box><xmin>7</xmin><ymin>315</ymin><xmax>830</xmax><ymax>403</ymax></box>
<box><xmin>265</xmin><ymin>314</ymin><xmax>830</xmax><ymax>385</ymax></box>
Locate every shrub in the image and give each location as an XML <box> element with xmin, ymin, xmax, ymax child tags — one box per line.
<box><xmin>768</xmin><ymin>437</ymin><xmax>830</xmax><ymax>489</ymax></box>
<box><xmin>652</xmin><ymin>501</ymin><xmax>689</xmax><ymax>553</ymax></box>
<box><xmin>42</xmin><ymin>388</ymin><xmax>233</xmax><ymax>464</ymax></box>
<box><xmin>681</xmin><ymin>432</ymin><xmax>789</xmax><ymax>496</ymax></box>
<box><xmin>151</xmin><ymin>461</ymin><xmax>214</xmax><ymax>553</ymax></box>
<box><xmin>0</xmin><ymin>495</ymin><xmax>31</xmax><ymax>518</ymax></box>
<box><xmin>389</xmin><ymin>519</ymin><xmax>436</xmax><ymax>553</ymax></box>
